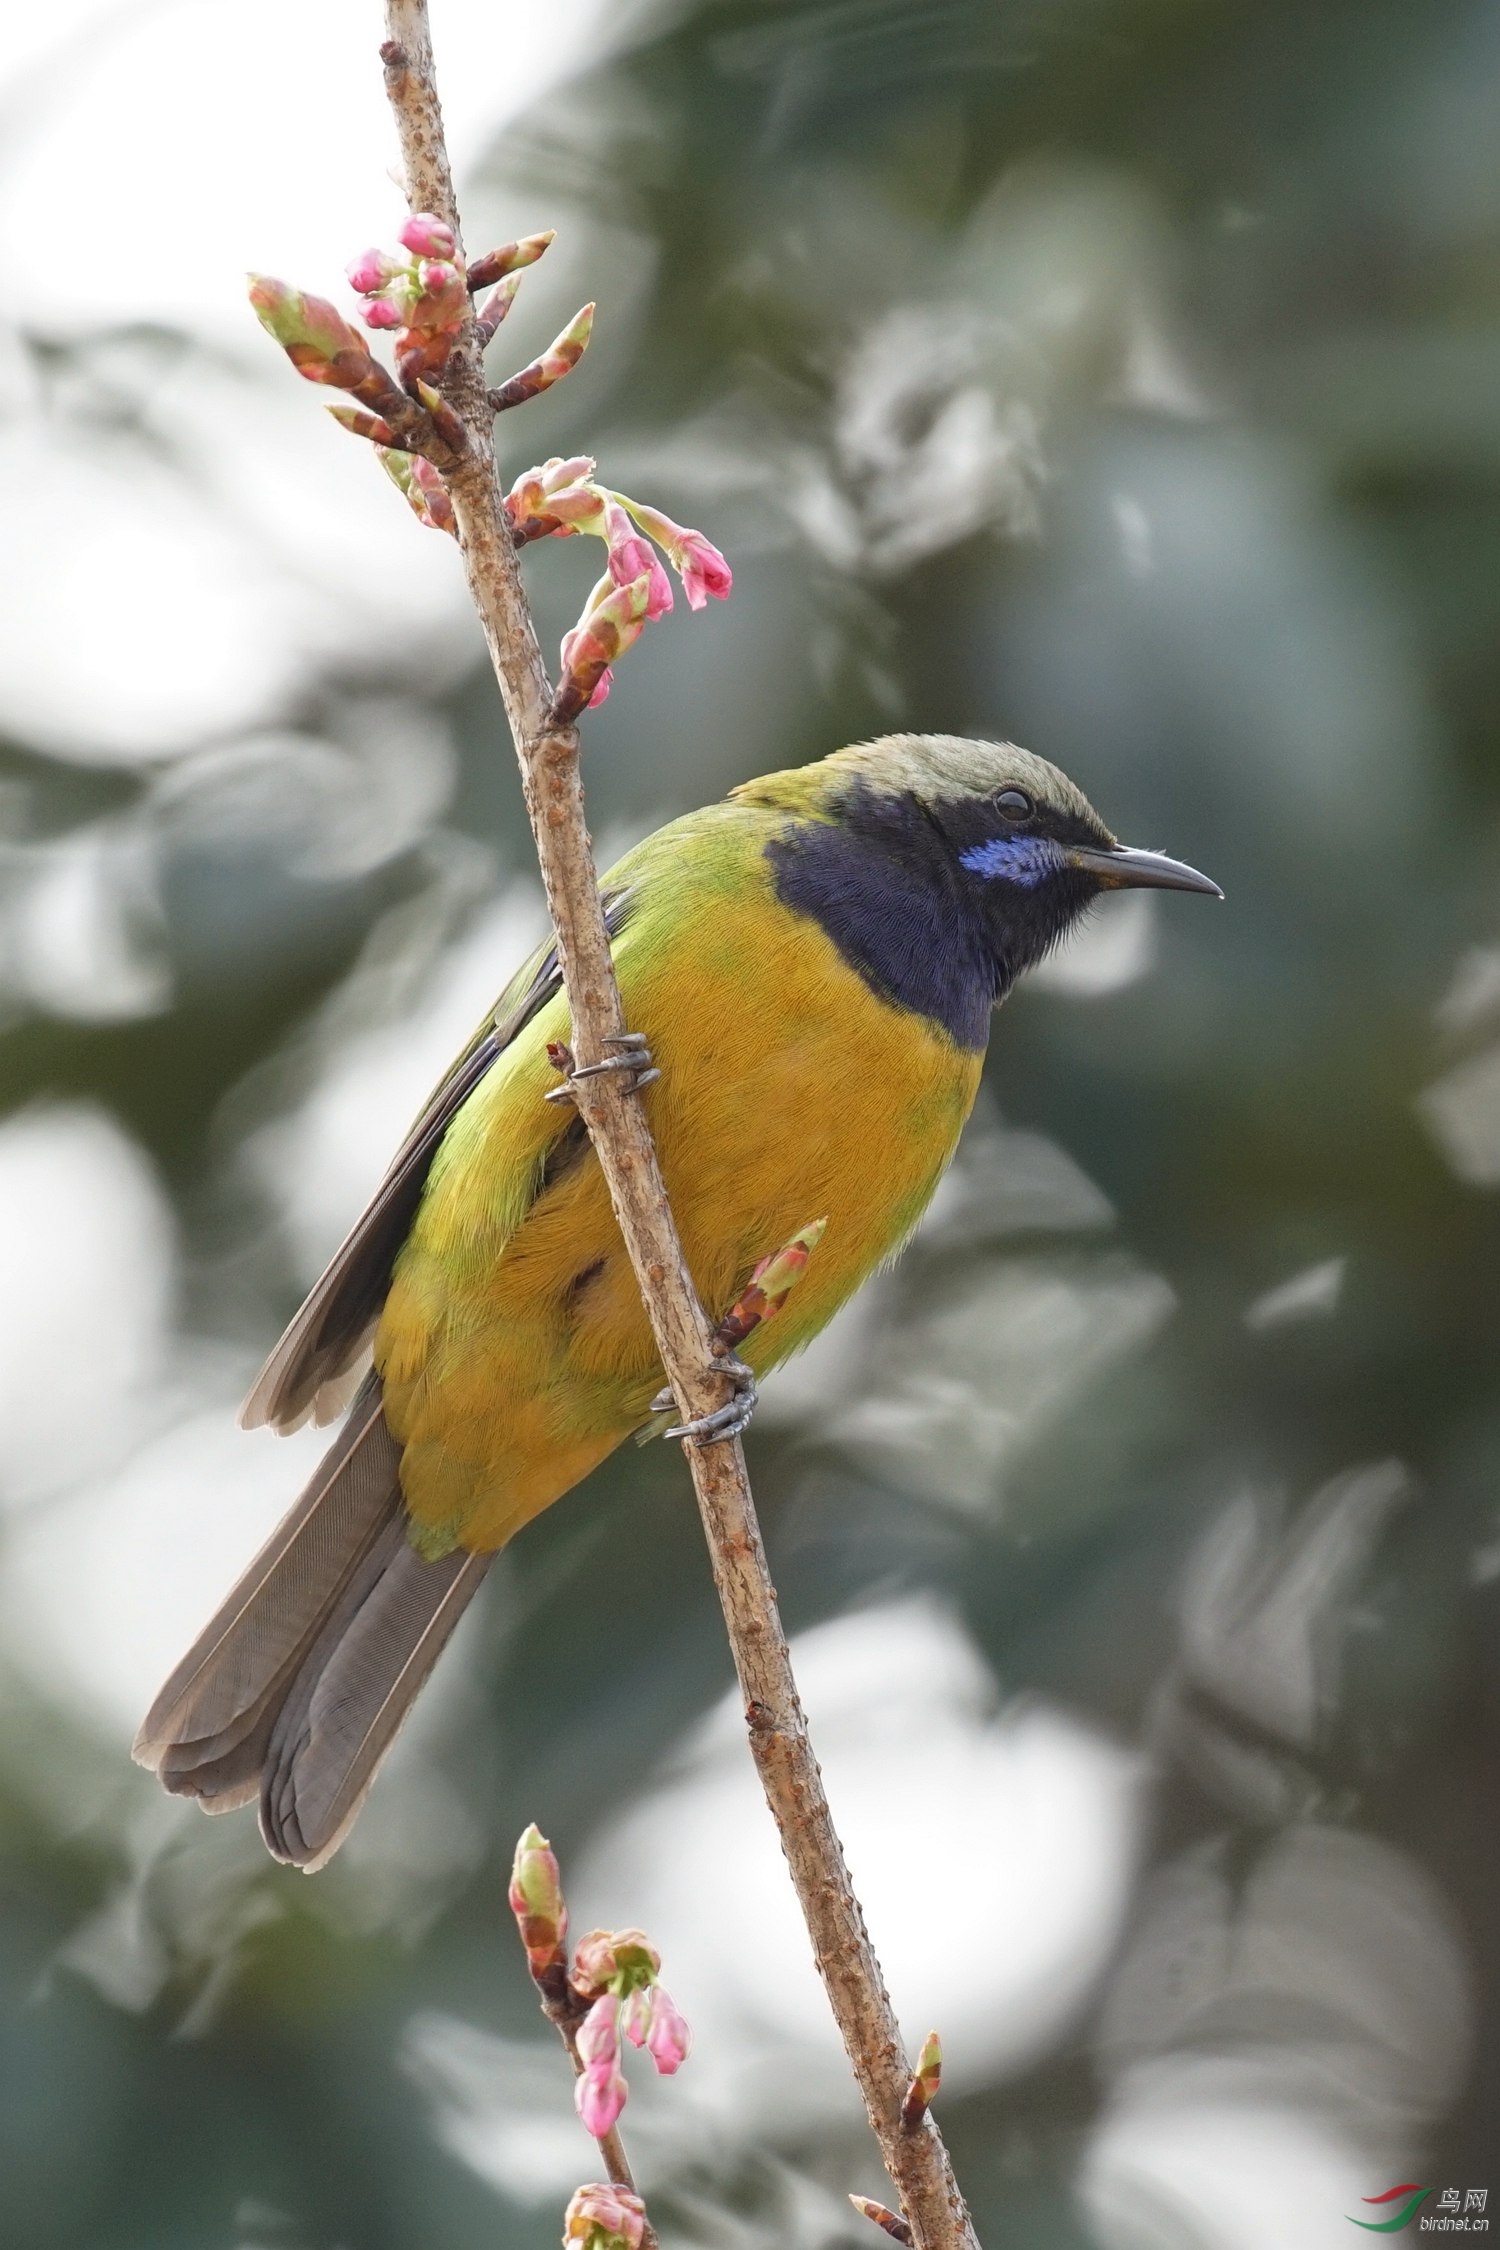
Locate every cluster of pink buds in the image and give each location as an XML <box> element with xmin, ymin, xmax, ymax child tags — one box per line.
<box><xmin>507</xmin><ymin>1828</ymin><xmax>692</xmax><ymax>2144</ymax></box>
<box><xmin>571</xmin><ymin>1927</ymin><xmax>692</xmax><ymax>2136</ymax></box>
<box><xmin>502</xmin><ymin>458</ymin><xmax>733</xmax><ymax>719</ymax></box>
<box><xmin>563</xmin><ymin>2183</ymin><xmax>646</xmax><ymax>2250</ymax></box>
<box><xmin>347</xmin><ymin>212</ymin><xmax>469</xmax><ymax>386</ymax></box>
<box><xmin>248</xmin><ymin>216</ymin><xmax>731</xmax><ymax>727</ymax></box>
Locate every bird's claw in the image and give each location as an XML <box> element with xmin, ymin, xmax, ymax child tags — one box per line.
<box><xmin>544</xmin><ymin>1031</ymin><xmax>660</xmax><ymax>1104</ymax></box>
<box><xmin>660</xmin><ymin>1357</ymin><xmax>759</xmax><ymax>1446</ymax></box>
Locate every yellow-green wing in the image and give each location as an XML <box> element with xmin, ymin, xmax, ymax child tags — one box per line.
<box><xmin>240</xmin><ymin>889</ymin><xmax>636</xmax><ymax>1433</ymax></box>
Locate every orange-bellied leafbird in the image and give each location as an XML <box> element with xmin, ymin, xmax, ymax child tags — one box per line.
<box><xmin>135</xmin><ymin>733</ymin><xmax>1219</xmax><ymax>1867</ymax></box>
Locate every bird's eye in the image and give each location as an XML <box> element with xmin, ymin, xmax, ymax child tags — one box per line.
<box><xmin>995</xmin><ymin>788</ymin><xmax>1033</xmax><ymax>821</ymax></box>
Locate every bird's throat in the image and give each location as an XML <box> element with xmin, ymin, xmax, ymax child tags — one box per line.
<box><xmin>764</xmin><ymin>785</ymin><xmax>1001</xmax><ymax>1049</ymax></box>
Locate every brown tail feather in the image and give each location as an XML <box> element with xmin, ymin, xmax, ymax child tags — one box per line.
<box><xmin>134</xmin><ymin>1376</ymin><xmax>490</xmax><ymax>1868</ymax></box>
<box><xmin>258</xmin><ymin>1528</ymin><xmax>490</xmax><ymax>1869</ymax></box>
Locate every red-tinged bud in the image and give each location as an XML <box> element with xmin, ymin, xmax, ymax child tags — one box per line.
<box><xmin>413</xmin><ymin>380</ymin><xmax>468</xmax><ymax>456</ymax></box>
<box><xmin>716</xmin><ymin>1218</ymin><xmax>827</xmax><ymax>1349</ymax></box>
<box><xmin>361</xmin><ymin>296</ymin><xmax>405</xmax><ymax>330</ymax></box>
<box><xmin>900</xmin><ymin>2031</ymin><xmax>942</xmax><ymax>2128</ymax></box>
<box><xmin>248</xmin><ymin>275</ymin><xmax>372</xmax><ymax>388</ymax></box>
<box><xmin>379</xmin><ymin>451</ymin><xmax>457</xmax><ymax>535</ymax></box>
<box><xmin>508</xmin><ymin>1824</ymin><xmax>569</xmax><ymax>1981</ymax></box>
<box><xmin>467</xmin><ymin>228</ymin><xmax>555</xmax><ymax>291</ymax></box>
<box><xmin>849</xmin><ymin>2197</ymin><xmax>914</xmax><ymax>2247</ymax></box>
<box><xmin>399</xmin><ymin>212</ymin><xmax>458</xmax><ymax>261</ymax></box>
<box><xmin>563</xmin><ymin>2183</ymin><xmax>646</xmax><ymax>2250</ymax></box>
<box><xmin>249</xmin><ymin>276</ymin><xmax>408</xmax><ymax>411</ymax></box>
<box><xmin>327</xmin><ymin>403</ymin><xmax>400</xmax><ymax>446</ymax></box>
<box><xmin>418</xmin><ymin>258</ymin><xmax>458</xmax><ymax>295</ymax></box>
<box><xmin>553</xmin><ymin>571</ymin><xmax>652</xmax><ymax>723</ymax></box>
<box><xmin>490</xmin><ymin>302</ymin><xmax>594</xmax><ymax>413</ymax></box>
<box><xmin>410</xmin><ymin>455</ymin><xmax>456</xmax><ymax>534</ymax></box>
<box><xmin>347</xmin><ymin>246</ymin><xmax>403</xmax><ymax>294</ymax></box>
<box><xmin>476</xmin><ymin>271</ymin><xmax>523</xmax><ymax>345</ymax></box>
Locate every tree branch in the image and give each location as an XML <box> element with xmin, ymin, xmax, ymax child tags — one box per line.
<box><xmin>379</xmin><ymin>8</ymin><xmax>980</xmax><ymax>2244</ymax></box>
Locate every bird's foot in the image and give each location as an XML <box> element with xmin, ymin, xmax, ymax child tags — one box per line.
<box><xmin>544</xmin><ymin>1031</ymin><xmax>661</xmax><ymax>1104</ymax></box>
<box><xmin>654</xmin><ymin>1356</ymin><xmax>759</xmax><ymax>1446</ymax></box>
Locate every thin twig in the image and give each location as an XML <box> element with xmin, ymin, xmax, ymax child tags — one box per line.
<box><xmin>378</xmin><ymin>9</ymin><xmax>980</xmax><ymax>2246</ymax></box>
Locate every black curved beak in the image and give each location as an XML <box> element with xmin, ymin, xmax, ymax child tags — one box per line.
<box><xmin>1068</xmin><ymin>842</ymin><xmax>1223</xmax><ymax>898</ymax></box>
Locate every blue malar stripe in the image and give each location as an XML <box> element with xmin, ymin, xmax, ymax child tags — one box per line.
<box><xmin>959</xmin><ymin>835</ymin><xmax>1065</xmax><ymax>886</ymax></box>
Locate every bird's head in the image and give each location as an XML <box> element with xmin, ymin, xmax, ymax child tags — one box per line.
<box><xmin>868</xmin><ymin>732</ymin><xmax>1222</xmax><ymax>983</ymax></box>
<box><xmin>753</xmin><ymin>734</ymin><xmax>1220</xmax><ymax>1047</ymax></box>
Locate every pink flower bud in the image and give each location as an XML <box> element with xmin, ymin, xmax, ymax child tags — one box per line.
<box><xmin>361</xmin><ymin>296</ymin><xmax>405</xmax><ymax>330</ymax></box>
<box><xmin>619</xmin><ymin>1987</ymin><xmax>651</xmax><ymax>2048</ymax></box>
<box><xmin>543</xmin><ymin>455</ymin><xmax>598</xmax><ymax>494</ymax></box>
<box><xmin>347</xmin><ymin>247</ymin><xmax>402</xmax><ymax>294</ymax></box>
<box><xmin>543</xmin><ymin>484</ymin><xmax>609</xmax><ymax>535</ymax></box>
<box><xmin>399</xmin><ymin>212</ymin><xmax>457</xmax><ymax>260</ymax></box>
<box><xmin>563</xmin><ymin>2184</ymin><xmax>647</xmax><ymax>2250</ymax></box>
<box><xmin>576</xmin><ymin>2061</ymin><xmax>629</xmax><ymax>2139</ymax></box>
<box><xmin>418</xmin><ymin>259</ymin><xmax>458</xmax><ymax>295</ymax></box>
<box><xmin>643</xmin><ymin>1986</ymin><xmax>691</xmax><ymax>2075</ymax></box>
<box><xmin>574</xmin><ymin>2000</ymin><xmax>628</xmax><ymax>2139</ymax></box>
<box><xmin>619</xmin><ymin>500</ymin><xmax>733</xmax><ymax>610</ymax></box>
<box><xmin>508</xmin><ymin>1824</ymin><xmax>569</xmax><ymax>1981</ymax></box>
<box><xmin>604</xmin><ymin>502</ymin><xmax>673</xmax><ymax>620</ymax></box>
<box><xmin>574</xmin><ymin>1994</ymin><xmax>620</xmax><ymax>2069</ymax></box>
<box><xmin>677</xmin><ymin>528</ymin><xmax>733</xmax><ymax>608</ymax></box>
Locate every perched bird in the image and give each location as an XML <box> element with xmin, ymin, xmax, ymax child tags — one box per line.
<box><xmin>135</xmin><ymin>732</ymin><xmax>1219</xmax><ymax>1867</ymax></box>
